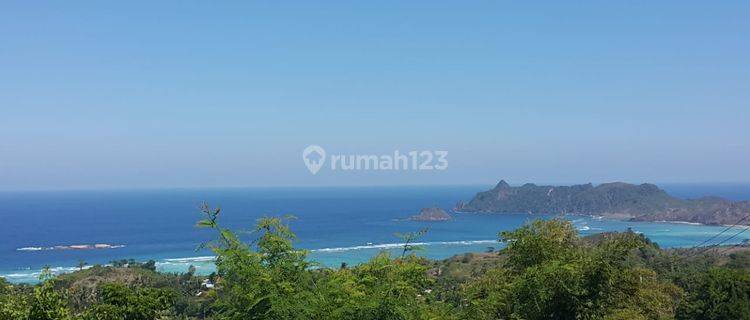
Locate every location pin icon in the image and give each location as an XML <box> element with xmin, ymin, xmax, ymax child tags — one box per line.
<box><xmin>302</xmin><ymin>145</ymin><xmax>326</xmax><ymax>175</ymax></box>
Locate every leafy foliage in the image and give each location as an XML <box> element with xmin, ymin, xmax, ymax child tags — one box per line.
<box><xmin>198</xmin><ymin>203</ymin><xmax>438</xmax><ymax>319</ymax></box>
<box><xmin>676</xmin><ymin>268</ymin><xmax>750</xmax><ymax>320</ymax></box>
<box><xmin>464</xmin><ymin>219</ymin><xmax>682</xmax><ymax>319</ymax></box>
<box><xmin>2</xmin><ymin>209</ymin><xmax>750</xmax><ymax>320</ymax></box>
<box><xmin>77</xmin><ymin>283</ymin><xmax>176</xmax><ymax>320</ymax></box>
<box><xmin>27</xmin><ymin>268</ymin><xmax>71</xmax><ymax>320</ymax></box>
<box><xmin>1</xmin><ymin>276</ymin><xmax>32</xmax><ymax>319</ymax></box>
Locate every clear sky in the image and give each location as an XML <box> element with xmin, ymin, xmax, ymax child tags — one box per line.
<box><xmin>1</xmin><ymin>1</ymin><xmax>749</xmax><ymax>190</ymax></box>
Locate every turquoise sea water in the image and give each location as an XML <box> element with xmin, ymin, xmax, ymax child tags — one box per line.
<box><xmin>1</xmin><ymin>184</ymin><xmax>749</xmax><ymax>283</ymax></box>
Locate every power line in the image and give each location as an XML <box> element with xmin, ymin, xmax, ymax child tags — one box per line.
<box><xmin>685</xmin><ymin>224</ymin><xmax>750</xmax><ymax>259</ymax></box>
<box><xmin>716</xmin><ymin>231</ymin><xmax>750</xmax><ymax>255</ymax></box>
<box><xmin>678</xmin><ymin>212</ymin><xmax>750</xmax><ymax>260</ymax></box>
<box><xmin>687</xmin><ymin>214</ymin><xmax>750</xmax><ymax>251</ymax></box>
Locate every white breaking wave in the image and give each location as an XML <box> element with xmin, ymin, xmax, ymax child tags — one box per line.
<box><xmin>659</xmin><ymin>220</ymin><xmax>704</xmax><ymax>226</ymax></box>
<box><xmin>155</xmin><ymin>240</ymin><xmax>501</xmax><ymax>260</ymax></box>
<box><xmin>16</xmin><ymin>244</ymin><xmax>125</xmax><ymax>251</ymax></box>
<box><xmin>311</xmin><ymin>240</ymin><xmax>498</xmax><ymax>253</ymax></box>
<box><xmin>17</xmin><ymin>247</ymin><xmax>45</xmax><ymax>251</ymax></box>
<box><xmin>2</xmin><ymin>266</ymin><xmax>92</xmax><ymax>279</ymax></box>
<box><xmin>3</xmin><ymin>239</ymin><xmax>500</xmax><ymax>283</ymax></box>
<box><xmin>161</xmin><ymin>256</ymin><xmax>216</xmax><ymax>263</ymax></box>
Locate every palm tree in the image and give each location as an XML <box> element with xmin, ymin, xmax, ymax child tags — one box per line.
<box><xmin>77</xmin><ymin>260</ymin><xmax>87</xmax><ymax>271</ymax></box>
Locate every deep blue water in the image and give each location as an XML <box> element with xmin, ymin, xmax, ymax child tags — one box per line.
<box><xmin>1</xmin><ymin>183</ymin><xmax>749</xmax><ymax>283</ymax></box>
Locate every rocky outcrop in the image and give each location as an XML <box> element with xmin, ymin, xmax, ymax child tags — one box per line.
<box><xmin>410</xmin><ymin>207</ymin><xmax>452</xmax><ymax>221</ymax></box>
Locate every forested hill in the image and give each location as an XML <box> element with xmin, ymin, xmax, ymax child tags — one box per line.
<box><xmin>456</xmin><ymin>180</ymin><xmax>750</xmax><ymax>225</ymax></box>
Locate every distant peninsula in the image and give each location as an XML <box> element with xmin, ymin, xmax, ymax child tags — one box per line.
<box><xmin>455</xmin><ymin>180</ymin><xmax>750</xmax><ymax>226</ymax></box>
<box><xmin>410</xmin><ymin>207</ymin><xmax>452</xmax><ymax>221</ymax></box>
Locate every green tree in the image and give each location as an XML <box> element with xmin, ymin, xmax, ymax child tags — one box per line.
<box><xmin>27</xmin><ymin>268</ymin><xmax>70</xmax><ymax>320</ymax></box>
<box><xmin>464</xmin><ymin>219</ymin><xmax>680</xmax><ymax>320</ymax></box>
<box><xmin>196</xmin><ymin>203</ymin><xmax>440</xmax><ymax>320</ymax></box>
<box><xmin>351</xmin><ymin>252</ymin><xmax>435</xmax><ymax>320</ymax></box>
<box><xmin>78</xmin><ymin>283</ymin><xmax>177</xmax><ymax>320</ymax></box>
<box><xmin>0</xmin><ymin>277</ymin><xmax>32</xmax><ymax>319</ymax></box>
<box><xmin>459</xmin><ymin>267</ymin><xmax>514</xmax><ymax>319</ymax></box>
<box><xmin>676</xmin><ymin>267</ymin><xmax>750</xmax><ymax>320</ymax></box>
<box><xmin>394</xmin><ymin>228</ymin><xmax>428</xmax><ymax>257</ymax></box>
<box><xmin>197</xmin><ymin>203</ymin><xmax>315</xmax><ymax>319</ymax></box>
<box><xmin>727</xmin><ymin>251</ymin><xmax>750</xmax><ymax>270</ymax></box>
<box><xmin>499</xmin><ymin>219</ymin><xmax>579</xmax><ymax>271</ymax></box>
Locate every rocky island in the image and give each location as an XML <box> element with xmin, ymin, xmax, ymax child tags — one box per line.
<box><xmin>410</xmin><ymin>207</ymin><xmax>452</xmax><ymax>221</ymax></box>
<box><xmin>456</xmin><ymin>180</ymin><xmax>750</xmax><ymax>226</ymax></box>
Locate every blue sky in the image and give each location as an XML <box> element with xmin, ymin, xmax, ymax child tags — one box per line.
<box><xmin>1</xmin><ymin>1</ymin><xmax>749</xmax><ymax>190</ymax></box>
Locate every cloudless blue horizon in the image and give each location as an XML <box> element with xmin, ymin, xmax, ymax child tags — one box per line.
<box><xmin>2</xmin><ymin>1</ymin><xmax>749</xmax><ymax>190</ymax></box>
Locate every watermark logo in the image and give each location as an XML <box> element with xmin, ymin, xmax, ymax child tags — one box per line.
<box><xmin>302</xmin><ymin>145</ymin><xmax>326</xmax><ymax>175</ymax></box>
<box><xmin>302</xmin><ymin>145</ymin><xmax>448</xmax><ymax>175</ymax></box>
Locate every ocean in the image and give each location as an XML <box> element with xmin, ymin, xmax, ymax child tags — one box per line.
<box><xmin>2</xmin><ymin>183</ymin><xmax>749</xmax><ymax>283</ymax></box>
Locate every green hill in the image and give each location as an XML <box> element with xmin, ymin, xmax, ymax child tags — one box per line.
<box><xmin>457</xmin><ymin>180</ymin><xmax>750</xmax><ymax>225</ymax></box>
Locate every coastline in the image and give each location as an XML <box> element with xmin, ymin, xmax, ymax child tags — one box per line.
<box><xmin>456</xmin><ymin>210</ymin><xmax>750</xmax><ymax>228</ymax></box>
<box><xmin>6</xmin><ymin>216</ymin><xmax>750</xmax><ymax>284</ymax></box>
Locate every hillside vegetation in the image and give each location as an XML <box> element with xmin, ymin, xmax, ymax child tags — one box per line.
<box><xmin>2</xmin><ymin>204</ymin><xmax>750</xmax><ymax>319</ymax></box>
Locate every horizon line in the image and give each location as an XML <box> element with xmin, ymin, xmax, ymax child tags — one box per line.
<box><xmin>2</xmin><ymin>180</ymin><xmax>750</xmax><ymax>193</ymax></box>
